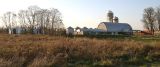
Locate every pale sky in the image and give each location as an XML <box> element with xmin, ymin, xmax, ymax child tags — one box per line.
<box><xmin>0</xmin><ymin>0</ymin><xmax>160</xmax><ymax>30</ymax></box>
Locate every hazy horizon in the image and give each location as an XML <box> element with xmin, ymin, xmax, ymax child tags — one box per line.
<box><xmin>0</xmin><ymin>0</ymin><xmax>160</xmax><ymax>30</ymax></box>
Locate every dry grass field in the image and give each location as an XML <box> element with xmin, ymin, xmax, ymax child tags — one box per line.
<box><xmin>0</xmin><ymin>34</ymin><xmax>160</xmax><ymax>67</ymax></box>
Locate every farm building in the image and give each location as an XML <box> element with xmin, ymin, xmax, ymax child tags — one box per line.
<box><xmin>8</xmin><ymin>27</ymin><xmax>40</xmax><ymax>34</ymax></box>
<box><xmin>66</xmin><ymin>22</ymin><xmax>133</xmax><ymax>36</ymax></box>
<box><xmin>97</xmin><ymin>22</ymin><xmax>133</xmax><ymax>35</ymax></box>
<box><xmin>66</xmin><ymin>26</ymin><xmax>74</xmax><ymax>35</ymax></box>
<box><xmin>133</xmin><ymin>30</ymin><xmax>153</xmax><ymax>36</ymax></box>
<box><xmin>66</xmin><ymin>26</ymin><xmax>84</xmax><ymax>36</ymax></box>
<box><xmin>8</xmin><ymin>27</ymin><xmax>22</xmax><ymax>34</ymax></box>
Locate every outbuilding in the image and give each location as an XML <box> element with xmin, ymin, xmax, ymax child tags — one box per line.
<box><xmin>66</xmin><ymin>26</ymin><xmax>74</xmax><ymax>35</ymax></box>
<box><xmin>8</xmin><ymin>27</ymin><xmax>22</xmax><ymax>34</ymax></box>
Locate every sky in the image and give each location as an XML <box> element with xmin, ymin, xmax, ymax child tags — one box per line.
<box><xmin>0</xmin><ymin>0</ymin><xmax>160</xmax><ymax>30</ymax></box>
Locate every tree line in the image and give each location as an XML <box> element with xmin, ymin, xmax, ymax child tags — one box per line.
<box><xmin>142</xmin><ymin>6</ymin><xmax>160</xmax><ymax>34</ymax></box>
<box><xmin>1</xmin><ymin>5</ymin><xmax>65</xmax><ymax>35</ymax></box>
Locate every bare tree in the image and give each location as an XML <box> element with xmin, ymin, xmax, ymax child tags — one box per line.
<box><xmin>142</xmin><ymin>7</ymin><xmax>156</xmax><ymax>34</ymax></box>
<box><xmin>1</xmin><ymin>12</ymin><xmax>17</xmax><ymax>33</ymax></box>
<box><xmin>18</xmin><ymin>10</ymin><xmax>28</xmax><ymax>28</ymax></box>
<box><xmin>1</xmin><ymin>5</ymin><xmax>64</xmax><ymax>35</ymax></box>
<box><xmin>42</xmin><ymin>9</ymin><xmax>51</xmax><ymax>34</ymax></box>
<box><xmin>26</xmin><ymin>5</ymin><xmax>41</xmax><ymax>34</ymax></box>
<box><xmin>155</xmin><ymin>6</ymin><xmax>160</xmax><ymax>31</ymax></box>
<box><xmin>36</xmin><ymin>9</ymin><xmax>50</xmax><ymax>34</ymax></box>
<box><xmin>49</xmin><ymin>8</ymin><xmax>63</xmax><ymax>34</ymax></box>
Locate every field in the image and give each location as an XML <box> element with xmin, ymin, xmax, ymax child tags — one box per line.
<box><xmin>0</xmin><ymin>34</ymin><xmax>160</xmax><ymax>67</ymax></box>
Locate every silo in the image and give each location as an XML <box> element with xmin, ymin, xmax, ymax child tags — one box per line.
<box><xmin>113</xmin><ymin>16</ymin><xmax>119</xmax><ymax>23</ymax></box>
<box><xmin>107</xmin><ymin>11</ymin><xmax>114</xmax><ymax>22</ymax></box>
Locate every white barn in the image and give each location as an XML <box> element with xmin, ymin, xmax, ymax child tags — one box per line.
<box><xmin>97</xmin><ymin>22</ymin><xmax>133</xmax><ymax>35</ymax></box>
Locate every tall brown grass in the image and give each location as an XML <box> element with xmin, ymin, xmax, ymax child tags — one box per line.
<box><xmin>0</xmin><ymin>34</ymin><xmax>160</xmax><ymax>67</ymax></box>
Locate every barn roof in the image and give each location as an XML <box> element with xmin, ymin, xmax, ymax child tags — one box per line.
<box><xmin>98</xmin><ymin>22</ymin><xmax>132</xmax><ymax>32</ymax></box>
<box><xmin>67</xmin><ymin>26</ymin><xmax>74</xmax><ymax>29</ymax></box>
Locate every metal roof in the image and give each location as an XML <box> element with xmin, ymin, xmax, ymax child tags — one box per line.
<box><xmin>98</xmin><ymin>22</ymin><xmax>132</xmax><ymax>32</ymax></box>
